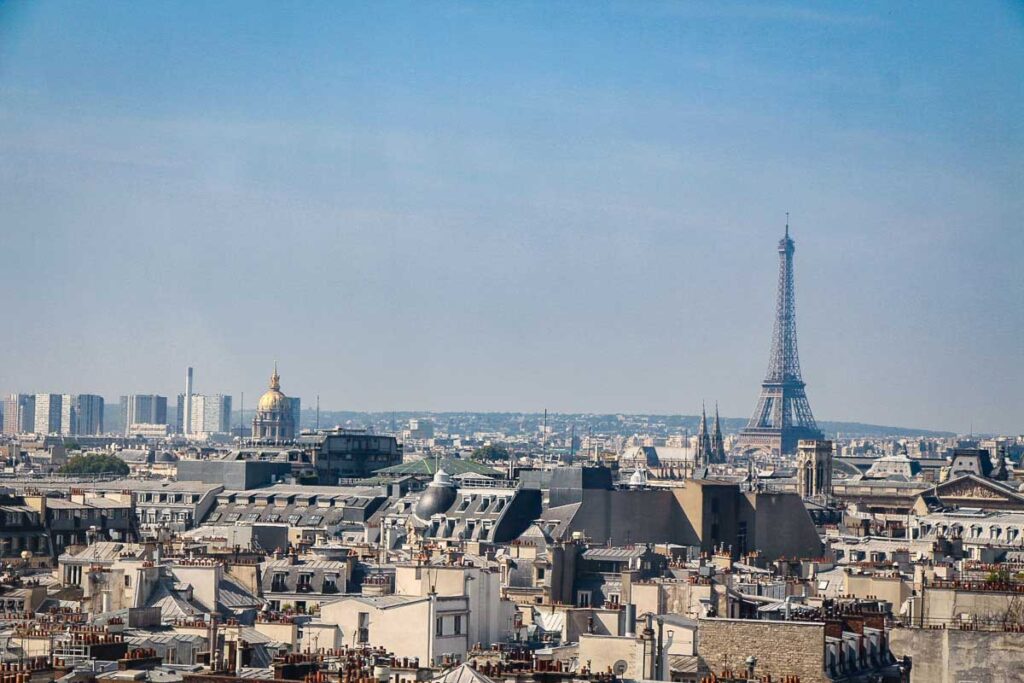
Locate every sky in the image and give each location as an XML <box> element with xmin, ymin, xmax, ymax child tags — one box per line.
<box><xmin>0</xmin><ymin>1</ymin><xmax>1021</xmax><ymax>434</ymax></box>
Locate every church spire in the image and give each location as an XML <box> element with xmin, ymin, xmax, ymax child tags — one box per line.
<box><xmin>270</xmin><ymin>362</ymin><xmax>280</xmax><ymax>391</ymax></box>
<box><xmin>711</xmin><ymin>403</ymin><xmax>726</xmax><ymax>464</ymax></box>
<box><xmin>695</xmin><ymin>403</ymin><xmax>712</xmax><ymax>469</ymax></box>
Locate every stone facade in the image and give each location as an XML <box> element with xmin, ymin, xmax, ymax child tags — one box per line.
<box><xmin>889</xmin><ymin>627</ymin><xmax>1024</xmax><ymax>683</ymax></box>
<box><xmin>698</xmin><ymin>618</ymin><xmax>826</xmax><ymax>683</ymax></box>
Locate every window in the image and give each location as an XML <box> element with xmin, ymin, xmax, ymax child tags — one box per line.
<box><xmin>536</xmin><ymin>567</ymin><xmax>545</xmax><ymax>581</ymax></box>
<box><xmin>576</xmin><ymin>591</ymin><xmax>591</xmax><ymax>608</ymax></box>
<box><xmin>453</xmin><ymin>615</ymin><xmax>463</xmax><ymax>635</ymax></box>
<box><xmin>124</xmin><ymin>575</ymin><xmax>131</xmax><ymax>587</ymax></box>
<box><xmin>608</xmin><ymin>593</ymin><xmax>620</xmax><ymax>606</ymax></box>
<box><xmin>435</xmin><ymin>617</ymin><xmax>444</xmax><ymax>637</ymax></box>
<box><xmin>358</xmin><ymin>612</ymin><xmax>370</xmax><ymax>643</ymax></box>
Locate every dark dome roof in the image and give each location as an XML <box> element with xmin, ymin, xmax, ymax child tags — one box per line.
<box><xmin>413</xmin><ymin>469</ymin><xmax>457</xmax><ymax>521</ymax></box>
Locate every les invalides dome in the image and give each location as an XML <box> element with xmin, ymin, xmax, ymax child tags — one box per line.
<box><xmin>252</xmin><ymin>364</ymin><xmax>296</xmax><ymax>442</ymax></box>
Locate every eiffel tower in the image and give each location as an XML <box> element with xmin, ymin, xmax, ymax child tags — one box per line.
<box><xmin>737</xmin><ymin>218</ymin><xmax>823</xmax><ymax>455</ymax></box>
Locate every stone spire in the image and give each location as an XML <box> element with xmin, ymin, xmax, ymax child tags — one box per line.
<box><xmin>711</xmin><ymin>403</ymin><xmax>726</xmax><ymax>464</ymax></box>
<box><xmin>695</xmin><ymin>403</ymin><xmax>712</xmax><ymax>469</ymax></box>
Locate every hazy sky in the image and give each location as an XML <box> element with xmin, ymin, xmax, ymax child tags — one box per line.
<box><xmin>1</xmin><ymin>2</ymin><xmax>1021</xmax><ymax>433</ymax></box>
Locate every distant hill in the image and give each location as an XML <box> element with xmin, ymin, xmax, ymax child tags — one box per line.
<box><xmin>286</xmin><ymin>410</ymin><xmax>956</xmax><ymax>439</ymax></box>
<box><xmin>815</xmin><ymin>421</ymin><xmax>954</xmax><ymax>438</ymax></box>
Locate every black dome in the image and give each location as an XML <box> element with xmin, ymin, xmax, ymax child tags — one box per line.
<box><xmin>413</xmin><ymin>470</ymin><xmax>457</xmax><ymax>521</ymax></box>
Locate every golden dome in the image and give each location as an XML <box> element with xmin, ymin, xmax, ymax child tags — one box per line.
<box><xmin>257</xmin><ymin>364</ymin><xmax>289</xmax><ymax>412</ymax></box>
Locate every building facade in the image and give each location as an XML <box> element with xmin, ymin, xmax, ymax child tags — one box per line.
<box><xmin>33</xmin><ymin>393</ymin><xmax>62</xmax><ymax>435</ymax></box>
<box><xmin>796</xmin><ymin>439</ymin><xmax>833</xmax><ymax>499</ymax></box>
<box><xmin>2</xmin><ymin>394</ymin><xmax>35</xmax><ymax>435</ymax></box>
<box><xmin>73</xmin><ymin>394</ymin><xmax>105</xmax><ymax>435</ymax></box>
<box><xmin>177</xmin><ymin>393</ymin><xmax>233</xmax><ymax>435</ymax></box>
<box><xmin>297</xmin><ymin>428</ymin><xmax>402</xmax><ymax>483</ymax></box>
<box><xmin>121</xmin><ymin>394</ymin><xmax>168</xmax><ymax>433</ymax></box>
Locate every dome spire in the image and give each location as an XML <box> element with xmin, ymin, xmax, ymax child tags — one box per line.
<box><xmin>270</xmin><ymin>362</ymin><xmax>280</xmax><ymax>390</ymax></box>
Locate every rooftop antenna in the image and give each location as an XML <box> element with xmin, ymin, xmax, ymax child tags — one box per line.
<box><xmin>239</xmin><ymin>391</ymin><xmax>244</xmax><ymax>441</ymax></box>
<box><xmin>785</xmin><ymin>211</ymin><xmax>790</xmax><ymax>238</ymax></box>
<box><xmin>316</xmin><ymin>394</ymin><xmax>320</xmax><ymax>430</ymax></box>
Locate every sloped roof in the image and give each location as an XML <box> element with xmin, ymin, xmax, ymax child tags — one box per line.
<box><xmin>433</xmin><ymin>663</ymin><xmax>496</xmax><ymax>683</ymax></box>
<box><xmin>145</xmin><ymin>580</ymin><xmax>201</xmax><ymax>620</ymax></box>
<box><xmin>219</xmin><ymin>574</ymin><xmax>263</xmax><ymax>610</ymax></box>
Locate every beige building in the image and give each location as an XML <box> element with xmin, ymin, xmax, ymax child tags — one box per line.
<box><xmin>394</xmin><ymin>563</ymin><xmax>514</xmax><ymax>648</ymax></box>
<box><xmin>319</xmin><ymin>594</ymin><xmax>470</xmax><ymax>664</ymax></box>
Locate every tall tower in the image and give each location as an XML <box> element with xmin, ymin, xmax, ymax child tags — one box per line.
<box><xmin>184</xmin><ymin>366</ymin><xmax>194</xmax><ymax>437</ymax></box>
<box><xmin>694</xmin><ymin>404</ymin><xmax>712</xmax><ymax>469</ymax></box>
<box><xmin>710</xmin><ymin>404</ymin><xmax>726</xmax><ymax>464</ymax></box>
<box><xmin>796</xmin><ymin>440</ymin><xmax>833</xmax><ymax>499</ymax></box>
<box><xmin>737</xmin><ymin>219</ymin><xmax>823</xmax><ymax>454</ymax></box>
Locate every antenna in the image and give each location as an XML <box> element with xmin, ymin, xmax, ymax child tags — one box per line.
<box><xmin>785</xmin><ymin>211</ymin><xmax>790</xmax><ymax>238</ymax></box>
<box><xmin>239</xmin><ymin>391</ymin><xmax>244</xmax><ymax>441</ymax></box>
<box><xmin>316</xmin><ymin>394</ymin><xmax>320</xmax><ymax>430</ymax></box>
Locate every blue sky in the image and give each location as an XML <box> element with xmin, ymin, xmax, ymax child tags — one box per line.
<box><xmin>0</xmin><ymin>1</ymin><xmax>1021</xmax><ymax>433</ymax></box>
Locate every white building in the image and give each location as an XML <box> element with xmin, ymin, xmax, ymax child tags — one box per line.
<box><xmin>33</xmin><ymin>394</ymin><xmax>62</xmax><ymax>435</ymax></box>
<box><xmin>319</xmin><ymin>594</ymin><xmax>470</xmax><ymax>664</ymax></box>
<box><xmin>177</xmin><ymin>393</ymin><xmax>233</xmax><ymax>435</ymax></box>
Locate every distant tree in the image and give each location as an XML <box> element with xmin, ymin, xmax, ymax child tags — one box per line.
<box><xmin>472</xmin><ymin>445</ymin><xmax>510</xmax><ymax>462</ymax></box>
<box><xmin>58</xmin><ymin>453</ymin><xmax>129</xmax><ymax>476</ymax></box>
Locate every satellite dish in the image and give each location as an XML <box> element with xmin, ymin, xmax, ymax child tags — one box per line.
<box><xmin>613</xmin><ymin>661</ymin><xmax>628</xmax><ymax>676</ymax></box>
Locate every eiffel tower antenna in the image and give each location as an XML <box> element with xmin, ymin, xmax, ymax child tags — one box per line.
<box><xmin>736</xmin><ymin>217</ymin><xmax>823</xmax><ymax>455</ymax></box>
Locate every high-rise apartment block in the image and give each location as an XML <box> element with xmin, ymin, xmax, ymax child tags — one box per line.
<box><xmin>59</xmin><ymin>394</ymin><xmax>75</xmax><ymax>435</ymax></box>
<box><xmin>26</xmin><ymin>393</ymin><xmax>104</xmax><ymax>435</ymax></box>
<box><xmin>73</xmin><ymin>394</ymin><xmax>105</xmax><ymax>435</ymax></box>
<box><xmin>120</xmin><ymin>394</ymin><xmax>168</xmax><ymax>433</ymax></box>
<box><xmin>177</xmin><ymin>393</ymin><xmax>232</xmax><ymax>435</ymax></box>
<box><xmin>34</xmin><ymin>394</ymin><xmax>62</xmax><ymax>435</ymax></box>
<box><xmin>2</xmin><ymin>394</ymin><xmax>35</xmax><ymax>435</ymax></box>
